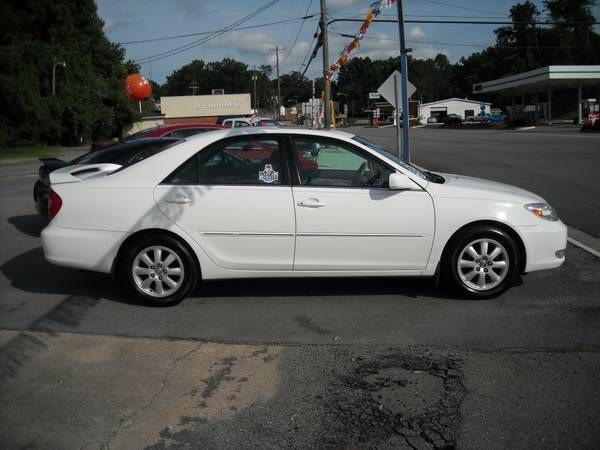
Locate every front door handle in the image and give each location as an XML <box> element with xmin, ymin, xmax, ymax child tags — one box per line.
<box><xmin>165</xmin><ymin>195</ymin><xmax>192</xmax><ymax>204</ymax></box>
<box><xmin>297</xmin><ymin>199</ymin><xmax>326</xmax><ymax>208</ymax></box>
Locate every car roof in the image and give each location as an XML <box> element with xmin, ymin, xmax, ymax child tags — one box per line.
<box><xmin>185</xmin><ymin>126</ymin><xmax>355</xmax><ymax>142</ymax></box>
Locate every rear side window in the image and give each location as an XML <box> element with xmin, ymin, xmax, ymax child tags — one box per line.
<box><xmin>164</xmin><ymin>137</ymin><xmax>287</xmax><ymax>186</ymax></box>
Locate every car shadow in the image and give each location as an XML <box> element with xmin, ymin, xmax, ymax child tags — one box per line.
<box><xmin>0</xmin><ymin>246</ymin><xmax>479</xmax><ymax>306</ymax></box>
<box><xmin>7</xmin><ymin>214</ymin><xmax>48</xmax><ymax>238</ymax></box>
<box><xmin>196</xmin><ymin>276</ymin><xmax>456</xmax><ymax>300</ymax></box>
<box><xmin>0</xmin><ymin>246</ymin><xmax>142</xmax><ymax>306</ymax></box>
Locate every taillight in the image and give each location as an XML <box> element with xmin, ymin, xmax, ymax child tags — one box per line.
<box><xmin>49</xmin><ymin>189</ymin><xmax>62</xmax><ymax>220</ymax></box>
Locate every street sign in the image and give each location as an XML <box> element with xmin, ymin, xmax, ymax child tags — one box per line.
<box><xmin>377</xmin><ymin>71</ymin><xmax>416</xmax><ymax>108</ymax></box>
<box><xmin>480</xmin><ymin>103</ymin><xmax>486</xmax><ymax>111</ymax></box>
<box><xmin>369</xmin><ymin>92</ymin><xmax>381</xmax><ymax>99</ymax></box>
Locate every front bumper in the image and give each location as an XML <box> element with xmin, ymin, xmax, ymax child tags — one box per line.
<box><xmin>518</xmin><ymin>220</ymin><xmax>567</xmax><ymax>272</ymax></box>
<box><xmin>41</xmin><ymin>222</ymin><xmax>126</xmax><ymax>274</ymax></box>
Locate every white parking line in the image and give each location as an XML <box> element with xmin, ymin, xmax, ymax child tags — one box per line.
<box><xmin>567</xmin><ymin>237</ymin><xmax>600</xmax><ymax>258</ymax></box>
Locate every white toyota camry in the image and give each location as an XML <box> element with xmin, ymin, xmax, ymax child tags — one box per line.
<box><xmin>41</xmin><ymin>128</ymin><xmax>567</xmax><ymax>305</ymax></box>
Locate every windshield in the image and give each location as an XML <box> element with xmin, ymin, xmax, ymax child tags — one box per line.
<box><xmin>352</xmin><ymin>135</ymin><xmax>430</xmax><ymax>181</ymax></box>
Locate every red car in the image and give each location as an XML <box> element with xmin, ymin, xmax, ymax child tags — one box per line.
<box><xmin>91</xmin><ymin>124</ymin><xmax>225</xmax><ymax>151</ymax></box>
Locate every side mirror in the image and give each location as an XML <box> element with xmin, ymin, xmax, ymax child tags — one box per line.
<box><xmin>389</xmin><ymin>172</ymin><xmax>416</xmax><ymax>190</ymax></box>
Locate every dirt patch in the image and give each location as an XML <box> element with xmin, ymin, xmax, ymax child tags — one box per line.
<box><xmin>320</xmin><ymin>351</ymin><xmax>466</xmax><ymax>449</ymax></box>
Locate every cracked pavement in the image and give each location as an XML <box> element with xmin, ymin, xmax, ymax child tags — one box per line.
<box><xmin>1</xmin><ymin>131</ymin><xmax>600</xmax><ymax>448</ymax></box>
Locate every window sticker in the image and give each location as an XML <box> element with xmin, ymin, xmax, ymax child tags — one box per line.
<box><xmin>258</xmin><ymin>164</ymin><xmax>279</xmax><ymax>184</ymax></box>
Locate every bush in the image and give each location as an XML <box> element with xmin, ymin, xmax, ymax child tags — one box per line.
<box><xmin>507</xmin><ymin>117</ymin><xmax>533</xmax><ymax>128</ymax></box>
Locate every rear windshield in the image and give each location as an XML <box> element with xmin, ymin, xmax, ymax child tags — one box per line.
<box><xmin>71</xmin><ymin>139</ymin><xmax>181</xmax><ymax>168</ymax></box>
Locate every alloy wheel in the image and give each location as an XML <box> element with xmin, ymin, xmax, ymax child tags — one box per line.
<box><xmin>456</xmin><ymin>238</ymin><xmax>509</xmax><ymax>291</ymax></box>
<box><xmin>132</xmin><ymin>245</ymin><xmax>185</xmax><ymax>298</ymax></box>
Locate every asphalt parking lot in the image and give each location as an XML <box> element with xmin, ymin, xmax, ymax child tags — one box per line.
<box><xmin>1</xmin><ymin>128</ymin><xmax>599</xmax><ymax>449</ymax></box>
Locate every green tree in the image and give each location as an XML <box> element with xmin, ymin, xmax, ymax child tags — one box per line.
<box><xmin>0</xmin><ymin>0</ymin><xmax>139</xmax><ymax>146</ymax></box>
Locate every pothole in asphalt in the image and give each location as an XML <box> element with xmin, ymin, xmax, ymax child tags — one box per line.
<box><xmin>321</xmin><ymin>351</ymin><xmax>465</xmax><ymax>449</ymax></box>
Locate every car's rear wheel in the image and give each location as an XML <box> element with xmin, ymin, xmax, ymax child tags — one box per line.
<box><xmin>444</xmin><ymin>226</ymin><xmax>519</xmax><ymax>299</ymax></box>
<box><xmin>119</xmin><ymin>234</ymin><xmax>198</xmax><ymax>305</ymax></box>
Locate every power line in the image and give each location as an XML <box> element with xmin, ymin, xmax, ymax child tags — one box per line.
<box><xmin>283</xmin><ymin>0</ymin><xmax>313</xmax><ymax>64</ymax></box>
<box><xmin>328</xmin><ymin>18</ymin><xmax>600</xmax><ymax>26</ymax></box>
<box><xmin>120</xmin><ymin>14</ymin><xmax>318</xmax><ymax>45</ymax></box>
<box><xmin>299</xmin><ymin>22</ymin><xmax>320</xmax><ymax>76</ymax></box>
<box><xmin>419</xmin><ymin>0</ymin><xmax>506</xmax><ymax>16</ymax></box>
<box><xmin>134</xmin><ymin>0</ymin><xmax>280</xmax><ymax>64</ymax></box>
<box><xmin>334</xmin><ymin>31</ymin><xmax>597</xmax><ymax>49</ymax></box>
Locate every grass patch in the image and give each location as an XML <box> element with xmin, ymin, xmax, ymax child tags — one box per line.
<box><xmin>0</xmin><ymin>146</ymin><xmax>62</xmax><ymax>161</ymax></box>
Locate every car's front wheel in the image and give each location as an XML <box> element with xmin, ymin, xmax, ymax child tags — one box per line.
<box><xmin>119</xmin><ymin>234</ymin><xmax>198</xmax><ymax>305</ymax></box>
<box><xmin>444</xmin><ymin>226</ymin><xmax>520</xmax><ymax>299</ymax></box>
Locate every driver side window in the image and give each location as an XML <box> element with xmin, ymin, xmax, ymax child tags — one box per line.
<box><xmin>291</xmin><ymin>137</ymin><xmax>392</xmax><ymax>188</ymax></box>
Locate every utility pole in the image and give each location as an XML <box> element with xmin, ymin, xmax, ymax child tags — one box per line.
<box><xmin>52</xmin><ymin>59</ymin><xmax>66</xmax><ymax>96</ymax></box>
<box><xmin>320</xmin><ymin>0</ymin><xmax>331</xmax><ymax>130</ymax></box>
<box><xmin>396</xmin><ymin>0</ymin><xmax>411</xmax><ymax>161</ymax></box>
<box><xmin>269</xmin><ymin>45</ymin><xmax>284</xmax><ymax>119</ymax></box>
<box><xmin>252</xmin><ymin>64</ymin><xmax>259</xmax><ymax>111</ymax></box>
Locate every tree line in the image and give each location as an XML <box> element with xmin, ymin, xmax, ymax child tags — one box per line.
<box><xmin>0</xmin><ymin>0</ymin><xmax>140</xmax><ymax>147</ymax></box>
<box><xmin>0</xmin><ymin>0</ymin><xmax>597</xmax><ymax>147</ymax></box>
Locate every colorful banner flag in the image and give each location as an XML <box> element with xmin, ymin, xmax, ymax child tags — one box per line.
<box><xmin>326</xmin><ymin>0</ymin><xmax>397</xmax><ymax>81</ymax></box>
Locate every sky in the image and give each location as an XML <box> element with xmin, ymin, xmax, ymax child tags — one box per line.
<box><xmin>96</xmin><ymin>0</ymin><xmax>599</xmax><ymax>84</ymax></box>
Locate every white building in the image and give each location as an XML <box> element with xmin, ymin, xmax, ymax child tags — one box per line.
<box><xmin>419</xmin><ymin>98</ymin><xmax>491</xmax><ymax>124</ymax></box>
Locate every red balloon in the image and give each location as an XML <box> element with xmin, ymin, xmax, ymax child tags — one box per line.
<box><xmin>124</xmin><ymin>74</ymin><xmax>152</xmax><ymax>101</ymax></box>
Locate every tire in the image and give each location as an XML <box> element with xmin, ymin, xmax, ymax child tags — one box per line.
<box><xmin>119</xmin><ymin>233</ymin><xmax>198</xmax><ymax>305</ymax></box>
<box><xmin>443</xmin><ymin>225</ymin><xmax>520</xmax><ymax>299</ymax></box>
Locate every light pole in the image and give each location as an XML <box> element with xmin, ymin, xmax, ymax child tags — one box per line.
<box><xmin>252</xmin><ymin>64</ymin><xmax>259</xmax><ymax>111</ymax></box>
<box><xmin>52</xmin><ymin>60</ymin><xmax>66</xmax><ymax>96</ymax></box>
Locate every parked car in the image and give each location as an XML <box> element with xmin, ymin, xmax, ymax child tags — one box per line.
<box><xmin>483</xmin><ymin>114</ymin><xmax>507</xmax><ymax>124</ymax></box>
<box><xmin>256</xmin><ymin>119</ymin><xmax>284</xmax><ymax>127</ymax></box>
<box><xmin>34</xmin><ymin>138</ymin><xmax>181</xmax><ymax>218</ymax></box>
<box><xmin>221</xmin><ymin>118</ymin><xmax>254</xmax><ymax>128</ymax></box>
<box><xmin>42</xmin><ymin>128</ymin><xmax>566</xmax><ymax>305</ymax></box>
<box><xmin>427</xmin><ymin>116</ymin><xmax>438</xmax><ymax>124</ymax></box>
<box><xmin>90</xmin><ymin>124</ymin><xmax>223</xmax><ymax>151</ymax></box>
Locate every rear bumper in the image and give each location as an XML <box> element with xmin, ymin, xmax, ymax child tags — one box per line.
<box><xmin>518</xmin><ymin>220</ymin><xmax>567</xmax><ymax>272</ymax></box>
<box><xmin>41</xmin><ymin>222</ymin><xmax>126</xmax><ymax>274</ymax></box>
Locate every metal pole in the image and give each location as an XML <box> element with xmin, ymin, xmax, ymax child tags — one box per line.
<box><xmin>321</xmin><ymin>0</ymin><xmax>331</xmax><ymax>130</ymax></box>
<box><xmin>396</xmin><ymin>0</ymin><xmax>410</xmax><ymax>161</ymax></box>
<box><xmin>253</xmin><ymin>64</ymin><xmax>258</xmax><ymax>111</ymax></box>
<box><xmin>393</xmin><ymin>72</ymin><xmax>401</xmax><ymax>157</ymax></box>
<box><xmin>276</xmin><ymin>45</ymin><xmax>281</xmax><ymax>119</ymax></box>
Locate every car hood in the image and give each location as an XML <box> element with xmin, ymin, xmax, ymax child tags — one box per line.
<box><xmin>432</xmin><ymin>172</ymin><xmax>545</xmax><ymax>203</ymax></box>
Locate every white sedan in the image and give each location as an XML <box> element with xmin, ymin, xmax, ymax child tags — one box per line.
<box><xmin>42</xmin><ymin>128</ymin><xmax>567</xmax><ymax>305</ymax></box>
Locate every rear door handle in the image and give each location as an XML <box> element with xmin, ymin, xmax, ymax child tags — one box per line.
<box><xmin>297</xmin><ymin>199</ymin><xmax>326</xmax><ymax>208</ymax></box>
<box><xmin>165</xmin><ymin>195</ymin><xmax>192</xmax><ymax>204</ymax></box>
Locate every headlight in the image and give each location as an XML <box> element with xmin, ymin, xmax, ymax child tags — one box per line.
<box><xmin>525</xmin><ymin>203</ymin><xmax>559</xmax><ymax>221</ymax></box>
